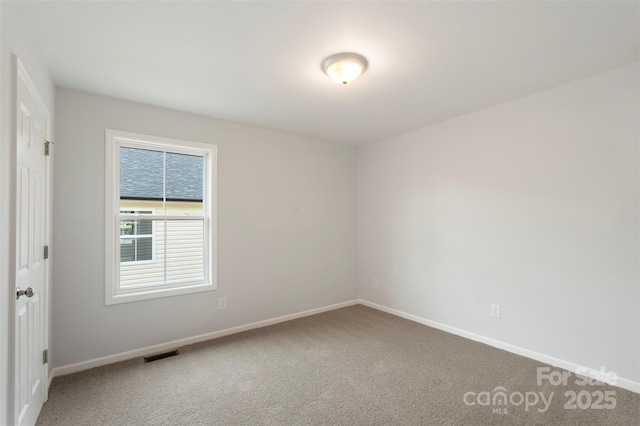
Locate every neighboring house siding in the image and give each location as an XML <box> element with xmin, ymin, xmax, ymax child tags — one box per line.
<box><xmin>119</xmin><ymin>200</ymin><xmax>204</xmax><ymax>287</ymax></box>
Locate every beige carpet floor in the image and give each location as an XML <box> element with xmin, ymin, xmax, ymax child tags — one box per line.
<box><xmin>37</xmin><ymin>305</ymin><xmax>639</xmax><ymax>425</ymax></box>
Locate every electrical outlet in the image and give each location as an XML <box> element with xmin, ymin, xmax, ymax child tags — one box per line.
<box><xmin>219</xmin><ymin>297</ymin><xmax>227</xmax><ymax>310</ymax></box>
<box><xmin>491</xmin><ymin>304</ymin><xmax>501</xmax><ymax>319</ymax></box>
<box><xmin>372</xmin><ymin>278</ymin><xmax>379</xmax><ymax>289</ymax></box>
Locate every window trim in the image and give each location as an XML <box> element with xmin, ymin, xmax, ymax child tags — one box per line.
<box><xmin>105</xmin><ymin>129</ymin><xmax>217</xmax><ymax>305</ymax></box>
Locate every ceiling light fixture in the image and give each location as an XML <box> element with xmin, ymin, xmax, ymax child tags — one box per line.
<box><xmin>322</xmin><ymin>52</ymin><xmax>368</xmax><ymax>85</ymax></box>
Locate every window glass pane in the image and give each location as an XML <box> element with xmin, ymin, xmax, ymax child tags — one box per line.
<box><xmin>120</xmin><ymin>221</ymin><xmax>134</xmax><ymax>236</ymax></box>
<box><xmin>120</xmin><ymin>239</ymin><xmax>135</xmax><ymax>262</ymax></box>
<box><xmin>137</xmin><ymin>220</ymin><xmax>152</xmax><ymax>236</ymax></box>
<box><xmin>164</xmin><ymin>201</ymin><xmax>204</xmax><ymax>216</ymax></box>
<box><xmin>137</xmin><ymin>237</ymin><xmax>153</xmax><ymax>261</ymax></box>
<box><xmin>165</xmin><ymin>219</ymin><xmax>205</xmax><ymax>283</ymax></box>
<box><xmin>165</xmin><ymin>152</ymin><xmax>204</xmax><ymax>215</ymax></box>
<box><xmin>120</xmin><ymin>219</ymin><xmax>152</xmax><ymax>237</ymax></box>
<box><xmin>120</xmin><ymin>147</ymin><xmax>164</xmax><ymax>212</ymax></box>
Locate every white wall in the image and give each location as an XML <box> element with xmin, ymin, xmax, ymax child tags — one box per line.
<box><xmin>358</xmin><ymin>63</ymin><xmax>640</xmax><ymax>384</ymax></box>
<box><xmin>0</xmin><ymin>2</ymin><xmax>56</xmax><ymax>424</ymax></box>
<box><xmin>52</xmin><ymin>89</ymin><xmax>357</xmax><ymax>368</ymax></box>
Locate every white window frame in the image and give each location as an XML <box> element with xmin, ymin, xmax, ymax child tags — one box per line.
<box><xmin>119</xmin><ymin>209</ymin><xmax>156</xmax><ymax>265</ymax></box>
<box><xmin>105</xmin><ymin>129</ymin><xmax>217</xmax><ymax>305</ymax></box>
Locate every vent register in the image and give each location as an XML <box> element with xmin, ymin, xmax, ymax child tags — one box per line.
<box><xmin>143</xmin><ymin>349</ymin><xmax>180</xmax><ymax>363</ymax></box>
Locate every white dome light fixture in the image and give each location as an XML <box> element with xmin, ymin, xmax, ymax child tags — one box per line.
<box><xmin>322</xmin><ymin>52</ymin><xmax>368</xmax><ymax>85</ymax></box>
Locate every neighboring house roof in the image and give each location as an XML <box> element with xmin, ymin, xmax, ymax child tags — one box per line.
<box><xmin>120</xmin><ymin>147</ymin><xmax>203</xmax><ymax>201</ymax></box>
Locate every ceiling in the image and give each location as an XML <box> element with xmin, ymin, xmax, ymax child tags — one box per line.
<box><xmin>19</xmin><ymin>1</ymin><xmax>640</xmax><ymax>145</ymax></box>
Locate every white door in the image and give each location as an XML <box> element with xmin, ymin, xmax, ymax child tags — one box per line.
<box><xmin>14</xmin><ymin>63</ymin><xmax>48</xmax><ymax>426</ymax></box>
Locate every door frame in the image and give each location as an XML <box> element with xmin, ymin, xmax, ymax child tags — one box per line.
<box><xmin>8</xmin><ymin>54</ymin><xmax>52</xmax><ymax>425</ymax></box>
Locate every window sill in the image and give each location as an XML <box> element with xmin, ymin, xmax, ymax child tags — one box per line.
<box><xmin>105</xmin><ymin>280</ymin><xmax>216</xmax><ymax>305</ymax></box>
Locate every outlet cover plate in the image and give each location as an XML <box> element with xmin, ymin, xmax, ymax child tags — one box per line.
<box><xmin>491</xmin><ymin>304</ymin><xmax>501</xmax><ymax>319</ymax></box>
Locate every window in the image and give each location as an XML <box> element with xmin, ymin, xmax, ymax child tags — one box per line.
<box><xmin>105</xmin><ymin>130</ymin><xmax>217</xmax><ymax>305</ymax></box>
<box><xmin>119</xmin><ymin>210</ymin><xmax>154</xmax><ymax>263</ymax></box>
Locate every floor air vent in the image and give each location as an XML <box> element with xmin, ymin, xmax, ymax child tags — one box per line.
<box><xmin>144</xmin><ymin>349</ymin><xmax>180</xmax><ymax>363</ymax></box>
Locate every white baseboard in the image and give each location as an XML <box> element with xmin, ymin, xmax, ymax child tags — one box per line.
<box><xmin>358</xmin><ymin>299</ymin><xmax>640</xmax><ymax>394</ymax></box>
<box><xmin>51</xmin><ymin>299</ymin><xmax>359</xmax><ymax>378</ymax></box>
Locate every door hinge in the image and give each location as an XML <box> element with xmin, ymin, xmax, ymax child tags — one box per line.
<box><xmin>44</xmin><ymin>245</ymin><xmax>49</xmax><ymax>260</ymax></box>
<box><xmin>45</xmin><ymin>140</ymin><xmax>54</xmax><ymax>156</ymax></box>
<box><xmin>43</xmin><ymin>349</ymin><xmax>48</xmax><ymax>365</ymax></box>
